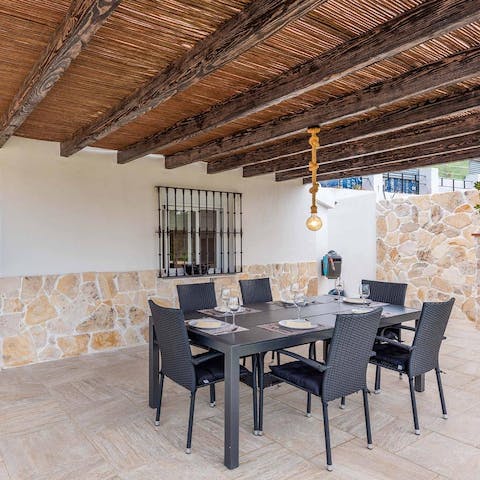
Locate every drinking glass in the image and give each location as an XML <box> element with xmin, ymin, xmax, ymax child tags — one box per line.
<box><xmin>293</xmin><ymin>292</ymin><xmax>306</xmax><ymax>321</ymax></box>
<box><xmin>334</xmin><ymin>277</ymin><xmax>344</xmax><ymax>301</ymax></box>
<box><xmin>359</xmin><ymin>283</ymin><xmax>370</xmax><ymax>307</ymax></box>
<box><xmin>228</xmin><ymin>296</ymin><xmax>240</xmax><ymax>327</ymax></box>
<box><xmin>221</xmin><ymin>288</ymin><xmax>230</xmax><ymax>310</ymax></box>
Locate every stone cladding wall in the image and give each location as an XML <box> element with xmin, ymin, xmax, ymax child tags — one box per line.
<box><xmin>0</xmin><ymin>262</ymin><xmax>318</xmax><ymax>368</ymax></box>
<box><xmin>377</xmin><ymin>190</ymin><xmax>479</xmax><ymax>328</ymax></box>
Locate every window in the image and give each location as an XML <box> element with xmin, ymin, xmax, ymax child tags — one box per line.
<box><xmin>157</xmin><ymin>187</ymin><xmax>242</xmax><ymax>277</ymax></box>
<box><xmin>383</xmin><ymin>172</ymin><xmax>419</xmax><ymax>194</ymax></box>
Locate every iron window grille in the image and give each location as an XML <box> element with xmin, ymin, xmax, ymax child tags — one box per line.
<box><xmin>156</xmin><ymin>186</ymin><xmax>243</xmax><ymax>278</ymax></box>
<box><xmin>383</xmin><ymin>172</ymin><xmax>419</xmax><ymax>194</ymax></box>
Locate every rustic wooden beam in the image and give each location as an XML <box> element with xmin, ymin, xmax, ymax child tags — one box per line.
<box><xmin>60</xmin><ymin>0</ymin><xmax>327</xmax><ymax>157</ymax></box>
<box><xmin>0</xmin><ymin>0</ymin><xmax>120</xmax><ymax>147</ymax></box>
<box><xmin>163</xmin><ymin>0</ymin><xmax>480</xmax><ymax>172</ymax></box>
<box><xmin>207</xmin><ymin>86</ymin><xmax>480</xmax><ymax>173</ymax></box>
<box><xmin>243</xmin><ymin>114</ymin><xmax>480</xmax><ymax>177</ymax></box>
<box><xmin>276</xmin><ymin>132</ymin><xmax>480</xmax><ymax>181</ymax></box>
<box><xmin>303</xmin><ymin>147</ymin><xmax>480</xmax><ymax>182</ymax></box>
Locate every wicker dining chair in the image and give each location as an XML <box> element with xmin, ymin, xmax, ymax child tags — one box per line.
<box><xmin>149</xmin><ymin>301</ymin><xmax>257</xmax><ymax>453</ymax></box>
<box><xmin>239</xmin><ymin>278</ymin><xmax>273</xmax><ymax>304</ymax></box>
<box><xmin>262</xmin><ymin>308</ymin><xmax>382</xmax><ymax>471</ymax></box>
<box><xmin>362</xmin><ymin>279</ymin><xmax>407</xmax><ymax>340</ymax></box>
<box><xmin>370</xmin><ymin>298</ymin><xmax>454</xmax><ymax>435</ymax></box>
<box><xmin>177</xmin><ymin>282</ymin><xmax>217</xmax><ymax>313</ymax></box>
<box><xmin>239</xmin><ymin>277</ymin><xmax>279</xmax><ymax>366</ymax></box>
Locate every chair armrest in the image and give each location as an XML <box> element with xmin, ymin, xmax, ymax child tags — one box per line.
<box><xmin>376</xmin><ymin>336</ymin><xmax>414</xmax><ymax>351</ymax></box>
<box><xmin>398</xmin><ymin>325</ymin><xmax>416</xmax><ymax>332</ymax></box>
<box><xmin>191</xmin><ymin>351</ymin><xmax>223</xmax><ymax>366</ymax></box>
<box><xmin>276</xmin><ymin>349</ymin><xmax>329</xmax><ymax>372</ymax></box>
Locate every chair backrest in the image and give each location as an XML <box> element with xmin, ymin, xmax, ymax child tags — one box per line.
<box><xmin>149</xmin><ymin>301</ymin><xmax>196</xmax><ymax>392</ymax></box>
<box><xmin>409</xmin><ymin>298</ymin><xmax>455</xmax><ymax>377</ymax></box>
<box><xmin>362</xmin><ymin>279</ymin><xmax>407</xmax><ymax>306</ymax></box>
<box><xmin>239</xmin><ymin>278</ymin><xmax>273</xmax><ymax>304</ymax></box>
<box><xmin>322</xmin><ymin>308</ymin><xmax>382</xmax><ymax>402</ymax></box>
<box><xmin>177</xmin><ymin>282</ymin><xmax>217</xmax><ymax>313</ymax></box>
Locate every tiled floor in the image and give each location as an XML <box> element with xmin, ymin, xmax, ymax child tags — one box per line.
<box><xmin>1</xmin><ymin>318</ymin><xmax>480</xmax><ymax>479</ymax></box>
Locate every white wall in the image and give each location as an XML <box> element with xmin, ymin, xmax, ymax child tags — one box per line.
<box><xmin>320</xmin><ymin>189</ymin><xmax>377</xmax><ymax>296</ymax></box>
<box><xmin>0</xmin><ymin>137</ymin><xmax>332</xmax><ymax>277</ymax></box>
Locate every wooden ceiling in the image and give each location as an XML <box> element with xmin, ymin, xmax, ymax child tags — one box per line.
<box><xmin>1</xmin><ymin>0</ymin><xmax>479</xmax><ymax>182</ymax></box>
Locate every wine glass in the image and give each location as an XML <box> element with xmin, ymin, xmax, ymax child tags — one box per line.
<box><xmin>334</xmin><ymin>277</ymin><xmax>344</xmax><ymax>302</ymax></box>
<box><xmin>221</xmin><ymin>288</ymin><xmax>230</xmax><ymax>311</ymax></box>
<box><xmin>228</xmin><ymin>296</ymin><xmax>240</xmax><ymax>327</ymax></box>
<box><xmin>359</xmin><ymin>283</ymin><xmax>370</xmax><ymax>307</ymax></box>
<box><xmin>293</xmin><ymin>292</ymin><xmax>306</xmax><ymax>321</ymax></box>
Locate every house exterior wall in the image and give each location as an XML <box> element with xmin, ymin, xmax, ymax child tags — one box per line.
<box><xmin>0</xmin><ymin>137</ymin><xmax>376</xmax><ymax>367</ymax></box>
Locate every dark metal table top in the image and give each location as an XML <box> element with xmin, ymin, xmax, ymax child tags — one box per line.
<box><xmin>185</xmin><ymin>296</ymin><xmax>420</xmax><ymax>356</ymax></box>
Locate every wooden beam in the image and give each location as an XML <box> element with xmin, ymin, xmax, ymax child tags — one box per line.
<box><xmin>163</xmin><ymin>0</ymin><xmax>480</xmax><ymax>172</ymax></box>
<box><xmin>242</xmin><ymin>45</ymin><xmax>480</xmax><ymax>154</ymax></box>
<box><xmin>303</xmin><ymin>147</ymin><xmax>480</xmax><ymax>182</ymax></box>
<box><xmin>207</xmin><ymin>86</ymin><xmax>480</xmax><ymax>173</ymax></box>
<box><xmin>276</xmin><ymin>132</ymin><xmax>480</xmax><ymax>181</ymax></box>
<box><xmin>0</xmin><ymin>0</ymin><xmax>120</xmax><ymax>147</ymax></box>
<box><xmin>60</xmin><ymin>0</ymin><xmax>327</xmax><ymax>157</ymax></box>
<box><xmin>243</xmin><ymin>114</ymin><xmax>480</xmax><ymax>177</ymax></box>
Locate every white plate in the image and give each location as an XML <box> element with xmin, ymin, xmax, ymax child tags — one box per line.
<box><xmin>343</xmin><ymin>297</ymin><xmax>371</xmax><ymax>305</ymax></box>
<box><xmin>279</xmin><ymin>319</ymin><xmax>315</xmax><ymax>330</ymax></box>
<box><xmin>351</xmin><ymin>308</ymin><xmax>373</xmax><ymax>314</ymax></box>
<box><xmin>214</xmin><ymin>306</ymin><xmax>229</xmax><ymax>313</ymax></box>
<box><xmin>188</xmin><ymin>319</ymin><xmax>223</xmax><ymax>329</ymax></box>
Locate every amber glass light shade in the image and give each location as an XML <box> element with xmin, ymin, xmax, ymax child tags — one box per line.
<box><xmin>306</xmin><ymin>213</ymin><xmax>322</xmax><ymax>231</ymax></box>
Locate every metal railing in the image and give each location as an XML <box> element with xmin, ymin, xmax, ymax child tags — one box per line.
<box><xmin>439</xmin><ymin>177</ymin><xmax>475</xmax><ymax>191</ymax></box>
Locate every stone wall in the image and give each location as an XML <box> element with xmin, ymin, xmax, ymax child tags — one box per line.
<box><xmin>377</xmin><ymin>190</ymin><xmax>479</xmax><ymax>327</ymax></box>
<box><xmin>0</xmin><ymin>262</ymin><xmax>318</xmax><ymax>368</ymax></box>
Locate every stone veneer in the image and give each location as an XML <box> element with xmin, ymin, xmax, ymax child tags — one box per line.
<box><xmin>377</xmin><ymin>190</ymin><xmax>479</xmax><ymax>328</ymax></box>
<box><xmin>0</xmin><ymin>262</ymin><xmax>318</xmax><ymax>368</ymax></box>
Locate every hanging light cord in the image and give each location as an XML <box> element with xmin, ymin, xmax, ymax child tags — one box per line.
<box><xmin>308</xmin><ymin>126</ymin><xmax>320</xmax><ymax>215</ymax></box>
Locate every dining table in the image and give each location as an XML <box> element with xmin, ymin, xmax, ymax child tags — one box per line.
<box><xmin>148</xmin><ymin>295</ymin><xmax>421</xmax><ymax>469</ymax></box>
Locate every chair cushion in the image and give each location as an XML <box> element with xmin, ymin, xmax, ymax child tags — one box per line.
<box><xmin>371</xmin><ymin>343</ymin><xmax>410</xmax><ymax>372</ymax></box>
<box><xmin>270</xmin><ymin>361</ymin><xmax>324</xmax><ymax>396</ymax></box>
<box><xmin>195</xmin><ymin>354</ymin><xmax>249</xmax><ymax>385</ymax></box>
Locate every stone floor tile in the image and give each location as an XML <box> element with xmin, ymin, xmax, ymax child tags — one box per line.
<box><xmin>255</xmin><ymin>402</ymin><xmax>354</xmax><ymax>460</ymax></box>
<box><xmin>427</xmin><ymin>410</ymin><xmax>480</xmax><ymax>448</ymax></box>
<box><xmin>0</xmin><ymin>421</ymin><xmax>107</xmax><ymax>480</ymax></box>
<box><xmin>229</xmin><ymin>443</ymin><xmax>314</xmax><ymax>480</ymax></box>
<box><xmin>0</xmin><ymin>462</ymin><xmax>10</xmax><ymax>480</ymax></box>
<box><xmin>118</xmin><ymin>453</ymin><xmax>226</xmax><ymax>480</ymax></box>
<box><xmin>86</xmin><ymin>417</ymin><xmax>177</xmax><ymax>472</ymax></box>
<box><xmin>311</xmin><ymin>438</ymin><xmax>437</xmax><ymax>479</ymax></box>
<box><xmin>0</xmin><ymin>396</ymin><xmax>68</xmax><ymax>435</ymax></box>
<box><xmin>397</xmin><ymin>432</ymin><xmax>480</xmax><ymax>480</ymax></box>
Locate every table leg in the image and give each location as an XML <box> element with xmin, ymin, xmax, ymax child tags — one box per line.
<box><xmin>148</xmin><ymin>317</ymin><xmax>160</xmax><ymax>408</ymax></box>
<box><xmin>414</xmin><ymin>317</ymin><xmax>425</xmax><ymax>393</ymax></box>
<box><xmin>224</xmin><ymin>349</ymin><xmax>240</xmax><ymax>469</ymax></box>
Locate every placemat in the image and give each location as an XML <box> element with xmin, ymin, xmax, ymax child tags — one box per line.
<box><xmin>258</xmin><ymin>321</ymin><xmax>330</xmax><ymax>336</ymax></box>
<box><xmin>198</xmin><ymin>307</ymin><xmax>261</xmax><ymax>318</ymax></box>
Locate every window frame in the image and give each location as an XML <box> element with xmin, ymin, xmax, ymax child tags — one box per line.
<box><xmin>156</xmin><ymin>186</ymin><xmax>243</xmax><ymax>278</ymax></box>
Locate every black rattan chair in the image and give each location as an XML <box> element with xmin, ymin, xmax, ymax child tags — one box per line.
<box><xmin>262</xmin><ymin>308</ymin><xmax>383</xmax><ymax>471</ymax></box>
<box><xmin>362</xmin><ymin>279</ymin><xmax>407</xmax><ymax>341</ymax></box>
<box><xmin>149</xmin><ymin>301</ymin><xmax>257</xmax><ymax>453</ymax></box>
<box><xmin>239</xmin><ymin>278</ymin><xmax>279</xmax><ymax>365</ymax></box>
<box><xmin>239</xmin><ymin>278</ymin><xmax>273</xmax><ymax>304</ymax></box>
<box><xmin>370</xmin><ymin>298</ymin><xmax>454</xmax><ymax>435</ymax></box>
<box><xmin>177</xmin><ymin>282</ymin><xmax>217</xmax><ymax>313</ymax></box>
